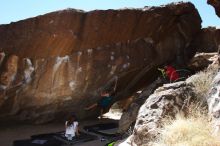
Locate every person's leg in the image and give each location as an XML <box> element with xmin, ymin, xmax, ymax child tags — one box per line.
<box><xmin>74</xmin><ymin>125</ymin><xmax>80</xmax><ymax>137</ymax></box>
<box><xmin>123</xmin><ymin>96</ymin><xmax>133</xmax><ymax>112</ymax></box>
<box><xmin>66</xmin><ymin>134</ymin><xmax>72</xmax><ymax>140</ymax></box>
<box><xmin>100</xmin><ymin>108</ymin><xmax>104</xmax><ymax>119</ymax></box>
<box><xmin>84</xmin><ymin>103</ymin><xmax>98</xmax><ymax>110</ymax></box>
<box><xmin>70</xmin><ymin>134</ymin><xmax>74</xmax><ymax>140</ymax></box>
<box><xmin>76</xmin><ymin>125</ymin><xmax>80</xmax><ymax>136</ymax></box>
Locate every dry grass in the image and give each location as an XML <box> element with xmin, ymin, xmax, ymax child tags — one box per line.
<box><xmin>151</xmin><ymin>104</ymin><xmax>220</xmax><ymax>146</ymax></box>
<box><xmin>187</xmin><ymin>67</ymin><xmax>217</xmax><ymax>103</ymax></box>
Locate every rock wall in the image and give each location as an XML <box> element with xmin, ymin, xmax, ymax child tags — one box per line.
<box><xmin>0</xmin><ymin>2</ymin><xmax>201</xmax><ymax>59</ymax></box>
<box><xmin>189</xmin><ymin>27</ymin><xmax>220</xmax><ymax>53</ymax></box>
<box><xmin>0</xmin><ymin>2</ymin><xmax>201</xmax><ymax>123</ymax></box>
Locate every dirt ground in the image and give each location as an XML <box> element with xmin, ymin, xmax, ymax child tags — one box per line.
<box><xmin>0</xmin><ymin>122</ymin><xmax>64</xmax><ymax>146</ymax></box>
<box><xmin>0</xmin><ymin>114</ymin><xmax>121</xmax><ymax>146</ymax></box>
<box><xmin>0</xmin><ymin>107</ymin><xmax>123</xmax><ymax>146</ymax></box>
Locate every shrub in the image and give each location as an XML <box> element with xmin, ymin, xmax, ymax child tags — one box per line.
<box><xmin>151</xmin><ymin>104</ymin><xmax>220</xmax><ymax>146</ymax></box>
<box><xmin>187</xmin><ymin>67</ymin><xmax>218</xmax><ymax>104</ymax></box>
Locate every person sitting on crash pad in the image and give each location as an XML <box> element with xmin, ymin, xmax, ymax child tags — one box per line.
<box><xmin>165</xmin><ymin>65</ymin><xmax>179</xmax><ymax>82</ymax></box>
<box><xmin>84</xmin><ymin>90</ymin><xmax>113</xmax><ymax>119</ymax></box>
<box><xmin>65</xmin><ymin>114</ymin><xmax>80</xmax><ymax>140</ymax></box>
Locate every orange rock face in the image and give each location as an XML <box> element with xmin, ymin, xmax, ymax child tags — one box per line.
<box><xmin>0</xmin><ymin>55</ymin><xmax>19</xmax><ymax>87</ymax></box>
<box><xmin>0</xmin><ymin>2</ymin><xmax>201</xmax><ymax>123</ymax></box>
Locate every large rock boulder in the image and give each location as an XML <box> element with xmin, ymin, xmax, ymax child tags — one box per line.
<box><xmin>0</xmin><ymin>2</ymin><xmax>201</xmax><ymax>59</ymax></box>
<box><xmin>0</xmin><ymin>2</ymin><xmax>201</xmax><ymax>123</ymax></box>
<box><xmin>208</xmin><ymin>0</ymin><xmax>220</xmax><ymax>18</ymax></box>
<box><xmin>189</xmin><ymin>27</ymin><xmax>220</xmax><ymax>53</ymax></box>
<box><xmin>131</xmin><ymin>81</ymin><xmax>195</xmax><ymax>146</ymax></box>
<box><xmin>118</xmin><ymin>78</ymin><xmax>162</xmax><ymax>134</ymax></box>
<box><xmin>188</xmin><ymin>52</ymin><xmax>219</xmax><ymax>71</ymax></box>
<box><xmin>207</xmin><ymin>71</ymin><xmax>220</xmax><ymax>134</ymax></box>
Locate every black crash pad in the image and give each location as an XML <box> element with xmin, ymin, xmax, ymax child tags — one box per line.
<box><xmin>14</xmin><ymin>131</ymin><xmax>97</xmax><ymax>146</ymax></box>
<box><xmin>84</xmin><ymin>123</ymin><xmax>119</xmax><ymax>137</ymax></box>
<box><xmin>13</xmin><ymin>138</ymin><xmax>62</xmax><ymax>146</ymax></box>
<box><xmin>84</xmin><ymin>123</ymin><xmax>118</xmax><ymax>131</ymax></box>
<box><xmin>53</xmin><ymin>131</ymin><xmax>98</xmax><ymax>145</ymax></box>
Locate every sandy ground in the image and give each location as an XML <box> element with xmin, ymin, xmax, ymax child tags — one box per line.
<box><xmin>0</xmin><ymin>110</ymin><xmax>122</xmax><ymax>146</ymax></box>
<box><xmin>0</xmin><ymin>122</ymin><xmax>64</xmax><ymax>146</ymax></box>
<box><xmin>0</xmin><ymin>119</ymin><xmax>115</xmax><ymax>146</ymax></box>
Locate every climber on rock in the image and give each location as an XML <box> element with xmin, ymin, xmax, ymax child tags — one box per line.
<box><xmin>84</xmin><ymin>90</ymin><xmax>113</xmax><ymax>119</ymax></box>
<box><xmin>164</xmin><ymin>65</ymin><xmax>179</xmax><ymax>82</ymax></box>
<box><xmin>158</xmin><ymin>65</ymin><xmax>180</xmax><ymax>83</ymax></box>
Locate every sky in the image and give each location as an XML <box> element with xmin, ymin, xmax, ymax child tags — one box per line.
<box><xmin>0</xmin><ymin>0</ymin><xmax>219</xmax><ymax>28</ymax></box>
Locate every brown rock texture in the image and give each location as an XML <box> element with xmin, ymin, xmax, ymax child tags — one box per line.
<box><xmin>0</xmin><ymin>2</ymin><xmax>201</xmax><ymax>59</ymax></box>
<box><xmin>130</xmin><ymin>58</ymin><xmax>219</xmax><ymax>146</ymax></box>
<box><xmin>131</xmin><ymin>81</ymin><xmax>195</xmax><ymax>146</ymax></box>
<box><xmin>118</xmin><ymin>78</ymin><xmax>162</xmax><ymax>134</ymax></box>
<box><xmin>208</xmin><ymin>0</ymin><xmax>220</xmax><ymax>18</ymax></box>
<box><xmin>0</xmin><ymin>55</ymin><xmax>19</xmax><ymax>87</ymax></box>
<box><xmin>188</xmin><ymin>52</ymin><xmax>218</xmax><ymax>71</ymax></box>
<box><xmin>207</xmin><ymin>70</ymin><xmax>220</xmax><ymax>135</ymax></box>
<box><xmin>189</xmin><ymin>27</ymin><xmax>220</xmax><ymax>53</ymax></box>
<box><xmin>0</xmin><ymin>2</ymin><xmax>201</xmax><ymax>123</ymax></box>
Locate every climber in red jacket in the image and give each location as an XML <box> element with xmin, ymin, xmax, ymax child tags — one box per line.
<box><xmin>164</xmin><ymin>65</ymin><xmax>179</xmax><ymax>82</ymax></box>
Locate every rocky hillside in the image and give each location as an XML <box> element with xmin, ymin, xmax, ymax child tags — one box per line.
<box><xmin>120</xmin><ymin>54</ymin><xmax>220</xmax><ymax>146</ymax></box>
<box><xmin>0</xmin><ymin>2</ymin><xmax>202</xmax><ymax>123</ymax></box>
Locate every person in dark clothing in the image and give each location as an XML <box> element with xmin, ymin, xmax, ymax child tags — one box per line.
<box><xmin>84</xmin><ymin>90</ymin><xmax>113</xmax><ymax>119</ymax></box>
